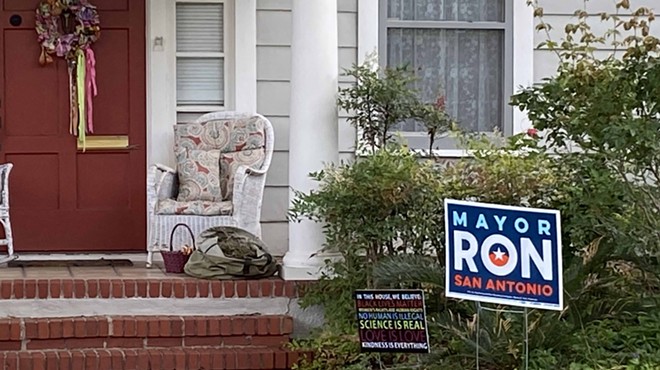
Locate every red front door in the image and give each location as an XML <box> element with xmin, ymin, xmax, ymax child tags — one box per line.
<box><xmin>0</xmin><ymin>0</ymin><xmax>146</xmax><ymax>252</ymax></box>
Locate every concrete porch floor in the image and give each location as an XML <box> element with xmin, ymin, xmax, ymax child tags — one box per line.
<box><xmin>0</xmin><ymin>260</ymin><xmax>174</xmax><ymax>280</ymax></box>
<box><xmin>0</xmin><ymin>254</ymin><xmax>300</xmax><ymax>304</ymax></box>
<box><xmin>0</xmin><ymin>252</ymin><xmax>286</xmax><ymax>280</ymax></box>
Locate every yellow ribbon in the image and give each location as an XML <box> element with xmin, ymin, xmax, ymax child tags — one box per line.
<box><xmin>76</xmin><ymin>50</ymin><xmax>87</xmax><ymax>151</ymax></box>
<box><xmin>68</xmin><ymin>63</ymin><xmax>76</xmax><ymax>135</ymax></box>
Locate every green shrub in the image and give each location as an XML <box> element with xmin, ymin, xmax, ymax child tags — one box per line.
<box><xmin>368</xmin><ymin>1</ymin><xmax>660</xmax><ymax>368</ymax></box>
<box><xmin>337</xmin><ymin>58</ymin><xmax>453</xmax><ymax>151</ymax></box>
<box><xmin>289</xmin><ymin>3</ymin><xmax>660</xmax><ymax>367</ymax></box>
<box><xmin>373</xmin><ymin>133</ymin><xmax>660</xmax><ymax>369</ymax></box>
<box><xmin>289</xmin><ymin>146</ymin><xmax>447</xmax><ymax>369</ymax></box>
<box><xmin>288</xmin><ymin>61</ymin><xmax>452</xmax><ymax>369</ymax></box>
<box><xmin>513</xmin><ymin>0</ymin><xmax>660</xmax><ymax>257</ymax></box>
<box><xmin>337</xmin><ymin>62</ymin><xmax>418</xmax><ymax>150</ymax></box>
<box><xmin>289</xmin><ymin>146</ymin><xmax>444</xmax><ymax>328</ymax></box>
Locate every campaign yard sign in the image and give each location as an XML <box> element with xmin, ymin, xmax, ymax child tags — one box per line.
<box><xmin>355</xmin><ymin>290</ymin><xmax>430</xmax><ymax>353</ymax></box>
<box><xmin>444</xmin><ymin>199</ymin><xmax>563</xmax><ymax>311</ymax></box>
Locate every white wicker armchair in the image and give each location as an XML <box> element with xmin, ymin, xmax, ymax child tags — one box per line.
<box><xmin>0</xmin><ymin>163</ymin><xmax>14</xmax><ymax>263</ymax></box>
<box><xmin>146</xmin><ymin>112</ymin><xmax>274</xmax><ymax>267</ymax></box>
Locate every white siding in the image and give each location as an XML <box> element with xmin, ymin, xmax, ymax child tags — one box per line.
<box><xmin>256</xmin><ymin>0</ymin><xmax>358</xmax><ymax>255</ymax></box>
<box><xmin>534</xmin><ymin>0</ymin><xmax>660</xmax><ymax>82</ymax></box>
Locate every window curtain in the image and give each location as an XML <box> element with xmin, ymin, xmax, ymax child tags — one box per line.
<box><xmin>387</xmin><ymin>0</ymin><xmax>505</xmax><ymax>132</ymax></box>
<box><xmin>388</xmin><ymin>0</ymin><xmax>504</xmax><ymax>22</ymax></box>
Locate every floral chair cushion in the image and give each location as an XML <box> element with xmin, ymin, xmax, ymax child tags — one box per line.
<box><xmin>220</xmin><ymin>148</ymin><xmax>266</xmax><ymax>201</ymax></box>
<box><xmin>175</xmin><ymin>148</ymin><xmax>222</xmax><ymax>202</ymax></box>
<box><xmin>174</xmin><ymin>116</ymin><xmax>265</xmax><ymax>153</ymax></box>
<box><xmin>172</xmin><ymin>116</ymin><xmax>267</xmax><ymax>203</ymax></box>
<box><xmin>156</xmin><ymin>199</ymin><xmax>233</xmax><ymax>216</ymax></box>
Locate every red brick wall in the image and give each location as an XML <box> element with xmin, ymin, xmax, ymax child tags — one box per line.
<box><xmin>0</xmin><ymin>278</ymin><xmax>302</xmax><ymax>300</ymax></box>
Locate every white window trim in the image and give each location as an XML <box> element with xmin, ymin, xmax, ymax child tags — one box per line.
<box><xmin>357</xmin><ymin>0</ymin><xmax>534</xmax><ymax>157</ymax></box>
<box><xmin>169</xmin><ymin>0</ymin><xmax>233</xmax><ymax>112</ymax></box>
<box><xmin>146</xmin><ymin>0</ymin><xmax>256</xmax><ymax>167</ymax></box>
<box><xmin>511</xmin><ymin>0</ymin><xmax>534</xmax><ymax>135</ymax></box>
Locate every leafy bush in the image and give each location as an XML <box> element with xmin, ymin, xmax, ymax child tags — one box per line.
<box><xmin>337</xmin><ymin>57</ymin><xmax>453</xmax><ymax>151</ymax></box>
<box><xmin>373</xmin><ymin>133</ymin><xmax>660</xmax><ymax>369</ymax></box>
<box><xmin>290</xmin><ymin>146</ymin><xmax>444</xmax><ymax>328</ymax></box>
<box><xmin>513</xmin><ymin>0</ymin><xmax>660</xmax><ymax>257</ymax></box>
<box><xmin>337</xmin><ymin>62</ymin><xmax>418</xmax><ymax>150</ymax></box>
<box><xmin>441</xmin><ymin>132</ymin><xmax>564</xmax><ymax>209</ymax></box>
<box><xmin>290</xmin><ymin>2</ymin><xmax>660</xmax><ymax>368</ymax></box>
<box><xmin>289</xmin><ymin>61</ymin><xmax>451</xmax><ymax>335</ymax></box>
<box><xmin>368</xmin><ymin>1</ymin><xmax>660</xmax><ymax>368</ymax></box>
<box><xmin>288</xmin><ymin>61</ymin><xmax>452</xmax><ymax>369</ymax></box>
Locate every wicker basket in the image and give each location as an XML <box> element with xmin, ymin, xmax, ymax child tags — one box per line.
<box><xmin>160</xmin><ymin>223</ymin><xmax>195</xmax><ymax>274</ymax></box>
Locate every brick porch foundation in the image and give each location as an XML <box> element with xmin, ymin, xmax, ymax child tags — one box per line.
<box><xmin>2</xmin><ymin>347</ymin><xmax>312</xmax><ymax>370</ymax></box>
<box><xmin>0</xmin><ymin>277</ymin><xmax>300</xmax><ymax>300</ymax></box>
<box><xmin>0</xmin><ymin>263</ymin><xmax>318</xmax><ymax>369</ymax></box>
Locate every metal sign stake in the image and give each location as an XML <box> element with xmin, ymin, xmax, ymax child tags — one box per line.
<box><xmin>524</xmin><ymin>307</ymin><xmax>529</xmax><ymax>370</ymax></box>
<box><xmin>475</xmin><ymin>302</ymin><xmax>530</xmax><ymax>370</ymax></box>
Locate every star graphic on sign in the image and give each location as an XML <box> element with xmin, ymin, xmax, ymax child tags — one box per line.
<box><xmin>492</xmin><ymin>247</ymin><xmax>505</xmax><ymax>260</ymax></box>
<box><xmin>489</xmin><ymin>247</ymin><xmax>509</xmax><ymax>267</ymax></box>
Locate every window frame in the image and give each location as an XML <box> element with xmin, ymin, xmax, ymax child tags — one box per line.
<box><xmin>147</xmin><ymin>0</ymin><xmax>256</xmax><ymax>168</ymax></box>
<box><xmin>169</xmin><ymin>0</ymin><xmax>235</xmax><ymax>113</ymax></box>
<box><xmin>376</xmin><ymin>0</ymin><xmax>516</xmax><ymax>152</ymax></box>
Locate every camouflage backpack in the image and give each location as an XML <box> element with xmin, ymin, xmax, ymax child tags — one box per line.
<box><xmin>184</xmin><ymin>226</ymin><xmax>279</xmax><ymax>280</ymax></box>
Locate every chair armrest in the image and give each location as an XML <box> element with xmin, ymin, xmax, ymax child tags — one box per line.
<box><xmin>0</xmin><ymin>163</ymin><xmax>12</xmax><ymax>209</ymax></box>
<box><xmin>155</xmin><ymin>163</ymin><xmax>176</xmax><ymax>173</ymax></box>
<box><xmin>148</xmin><ymin>164</ymin><xmax>178</xmax><ymax>214</ymax></box>
<box><xmin>232</xmin><ymin>164</ymin><xmax>267</xmax><ymax>199</ymax></box>
<box><xmin>230</xmin><ymin>165</ymin><xmax>267</xmax><ymax>234</ymax></box>
<box><xmin>245</xmin><ymin>167</ymin><xmax>268</xmax><ymax>176</ymax></box>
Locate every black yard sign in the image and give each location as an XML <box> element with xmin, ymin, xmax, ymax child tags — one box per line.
<box><xmin>355</xmin><ymin>289</ymin><xmax>430</xmax><ymax>353</ymax></box>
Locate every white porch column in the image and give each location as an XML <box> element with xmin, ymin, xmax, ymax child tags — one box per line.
<box><xmin>281</xmin><ymin>0</ymin><xmax>339</xmax><ymax>280</ymax></box>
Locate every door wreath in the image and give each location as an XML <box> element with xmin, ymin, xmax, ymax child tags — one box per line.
<box><xmin>35</xmin><ymin>0</ymin><xmax>100</xmax><ymax>148</ymax></box>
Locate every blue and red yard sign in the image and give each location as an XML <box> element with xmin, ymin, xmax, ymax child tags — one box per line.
<box><xmin>444</xmin><ymin>199</ymin><xmax>563</xmax><ymax>311</ymax></box>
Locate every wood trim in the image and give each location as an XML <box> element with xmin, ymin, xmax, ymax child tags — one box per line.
<box><xmin>512</xmin><ymin>0</ymin><xmax>535</xmax><ymax>134</ymax></box>
<box><xmin>385</xmin><ymin>20</ymin><xmax>508</xmax><ymax>30</ymax></box>
<box><xmin>129</xmin><ymin>0</ymin><xmax>148</xmax><ymax>249</ymax></box>
<box><xmin>358</xmin><ymin>0</ymin><xmax>379</xmax><ymax>64</ymax></box>
<box><xmin>234</xmin><ymin>0</ymin><xmax>257</xmax><ymax>113</ymax></box>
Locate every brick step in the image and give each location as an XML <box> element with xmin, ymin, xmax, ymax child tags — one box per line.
<box><xmin>0</xmin><ymin>277</ymin><xmax>302</xmax><ymax>300</ymax></box>
<box><xmin>0</xmin><ymin>315</ymin><xmax>293</xmax><ymax>351</ymax></box>
<box><xmin>1</xmin><ymin>347</ymin><xmax>313</xmax><ymax>370</ymax></box>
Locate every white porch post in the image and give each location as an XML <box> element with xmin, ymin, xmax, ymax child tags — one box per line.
<box><xmin>281</xmin><ymin>0</ymin><xmax>339</xmax><ymax>280</ymax></box>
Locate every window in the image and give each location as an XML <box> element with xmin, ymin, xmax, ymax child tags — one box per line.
<box><xmin>175</xmin><ymin>1</ymin><xmax>227</xmax><ymax>113</ymax></box>
<box><xmin>380</xmin><ymin>0</ymin><xmax>513</xmax><ymax>149</ymax></box>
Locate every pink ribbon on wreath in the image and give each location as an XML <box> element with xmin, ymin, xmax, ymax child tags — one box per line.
<box><xmin>85</xmin><ymin>48</ymin><xmax>98</xmax><ymax>133</ymax></box>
